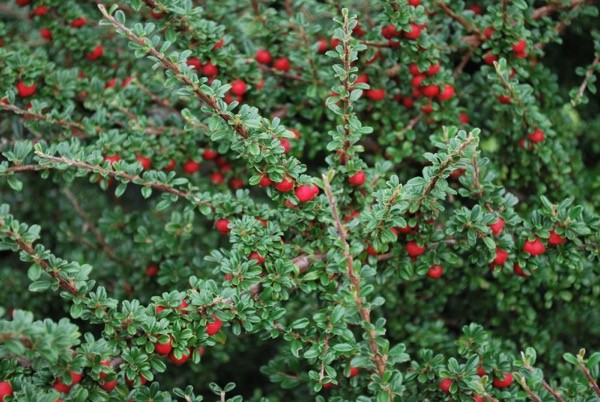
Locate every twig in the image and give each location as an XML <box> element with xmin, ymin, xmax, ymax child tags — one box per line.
<box><xmin>573</xmin><ymin>54</ymin><xmax>600</xmax><ymax>105</ymax></box>
<box><xmin>0</xmin><ymin>103</ymin><xmax>89</xmax><ymax>134</ymax></box>
<box><xmin>578</xmin><ymin>360</ymin><xmax>600</xmax><ymax>398</ymax></box>
<box><xmin>522</xmin><ymin>355</ymin><xmax>566</xmax><ymax>402</ymax></box>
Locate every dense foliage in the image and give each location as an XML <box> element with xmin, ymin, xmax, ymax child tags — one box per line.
<box><xmin>1</xmin><ymin>0</ymin><xmax>600</xmax><ymax>401</ymax></box>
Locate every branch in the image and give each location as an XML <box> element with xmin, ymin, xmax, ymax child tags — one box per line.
<box><xmin>521</xmin><ymin>355</ymin><xmax>566</xmax><ymax>402</ymax></box>
<box><xmin>578</xmin><ymin>360</ymin><xmax>600</xmax><ymax>398</ymax></box>
<box><xmin>572</xmin><ymin>54</ymin><xmax>600</xmax><ymax>106</ymax></box>
<box><xmin>0</xmin><ymin>103</ymin><xmax>89</xmax><ymax>134</ymax></box>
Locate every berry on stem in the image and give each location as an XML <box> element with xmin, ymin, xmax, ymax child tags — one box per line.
<box><xmin>427</xmin><ymin>265</ymin><xmax>443</xmax><ymax>279</ymax></box>
<box><xmin>489</xmin><ymin>218</ymin><xmax>504</xmax><ymax>236</ymax></box>
<box><xmin>273</xmin><ymin>57</ymin><xmax>291</xmax><ymax>72</ymax></box>
<box><xmin>548</xmin><ymin>229</ymin><xmax>565</xmax><ymax>245</ymax></box>
<box><xmin>255</xmin><ymin>49</ymin><xmax>272</xmax><ymax>64</ymax></box>
<box><xmin>523</xmin><ymin>238</ymin><xmax>545</xmax><ymax>255</ymax></box>
<box><xmin>155</xmin><ymin>334</ymin><xmax>173</xmax><ymax>355</ymax></box>
<box><xmin>0</xmin><ymin>381</ymin><xmax>13</xmax><ymax>400</ymax></box>
<box><xmin>16</xmin><ymin>81</ymin><xmax>36</xmax><ymax>98</ymax></box>
<box><xmin>206</xmin><ymin>314</ymin><xmax>223</xmax><ymax>335</ymax></box>
<box><xmin>215</xmin><ymin>218</ymin><xmax>231</xmax><ymax>234</ymax></box>
<box><xmin>348</xmin><ymin>171</ymin><xmax>366</xmax><ymax>185</ymax></box>
<box><xmin>493</xmin><ymin>373</ymin><xmax>513</xmax><ymax>388</ymax></box>
<box><xmin>169</xmin><ymin>348</ymin><xmax>192</xmax><ymax>365</ymax></box>
<box><xmin>275</xmin><ymin>176</ymin><xmax>295</xmax><ymax>192</ymax></box>
<box><xmin>406</xmin><ymin>241</ymin><xmax>425</xmax><ymax>257</ymax></box>
<box><xmin>296</xmin><ymin>185</ymin><xmax>317</xmax><ymax>202</ymax></box>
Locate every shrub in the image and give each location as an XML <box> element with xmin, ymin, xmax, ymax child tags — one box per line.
<box><xmin>1</xmin><ymin>0</ymin><xmax>599</xmax><ymax>401</ymax></box>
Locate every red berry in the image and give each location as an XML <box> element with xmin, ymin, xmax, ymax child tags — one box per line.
<box><xmin>439</xmin><ymin>378</ymin><xmax>453</xmax><ymax>393</ymax></box>
<box><xmin>289</xmin><ymin>128</ymin><xmax>301</xmax><ymax>138</ymax></box>
<box><xmin>404</xmin><ymin>23</ymin><xmax>421</xmax><ymax>40</ymax></box>
<box><xmin>466</xmin><ymin>5</ymin><xmax>482</xmax><ymax>14</ymax></box>
<box><xmin>409</xmin><ymin>63</ymin><xmax>421</xmax><ymax>75</ymax></box>
<box><xmin>381</xmin><ymin>24</ymin><xmax>401</xmax><ymax>39</ymax></box>
<box><xmin>523</xmin><ymin>238</ymin><xmax>545</xmax><ymax>255</ymax></box>
<box><xmin>178</xmin><ymin>300</ymin><xmax>188</xmax><ymax>313</ymax></box>
<box><xmin>16</xmin><ymin>81</ymin><xmax>36</xmax><ymax>98</ymax></box>
<box><xmin>99</xmin><ymin>359</ymin><xmax>111</xmax><ymax>380</ymax></box>
<box><xmin>421</xmin><ymin>84</ymin><xmax>439</xmax><ymax>98</ymax></box>
<box><xmin>206</xmin><ymin>314</ymin><xmax>223</xmax><ymax>335</ymax></box>
<box><xmin>473</xmin><ymin>396</ymin><xmax>484</xmax><ymax>402</ymax></box>
<box><xmin>402</xmin><ymin>97</ymin><xmax>414</xmax><ymax>108</ymax></box>
<box><xmin>255</xmin><ymin>49</ymin><xmax>272</xmax><ymax>64</ymax></box>
<box><xmin>411</xmin><ymin>74</ymin><xmax>426</xmax><ymax>87</ymax></box>
<box><xmin>427</xmin><ymin>62</ymin><xmax>440</xmax><ymax>75</ymax></box>
<box><xmin>125</xmin><ymin>374</ymin><xmax>147</xmax><ymax>387</ymax></box>
<box><xmin>498</xmin><ymin>94</ymin><xmax>512</xmax><ymax>104</ymax></box>
<box><xmin>202</xmin><ymin>61</ymin><xmax>218</xmax><ymax>75</ymax></box>
<box><xmin>230</xmin><ymin>177</ymin><xmax>244</xmax><ymax>189</ymax></box>
<box><xmin>0</xmin><ymin>382</ymin><xmax>13</xmax><ymax>400</ymax></box>
<box><xmin>121</xmin><ymin>77</ymin><xmax>133</xmax><ymax>88</ymax></box>
<box><xmin>437</xmin><ymin>85</ymin><xmax>455</xmax><ymax>100</ymax></box>
<box><xmin>477</xmin><ymin>366</ymin><xmax>486</xmax><ymax>377</ymax></box>
<box><xmin>484</xmin><ymin>27</ymin><xmax>495</xmax><ymax>39</ymax></box>
<box><xmin>406</xmin><ymin>241</ymin><xmax>425</xmax><ymax>257</ymax></box>
<box><xmin>86</xmin><ymin>45</ymin><xmax>104</xmax><ymax>61</ymax></box>
<box><xmin>212</xmin><ymin>37</ymin><xmax>224</xmax><ymax>49</ymax></box>
<box><xmin>348</xmin><ymin>171</ymin><xmax>366</xmax><ymax>185</ymax></box>
<box><xmin>146</xmin><ymin>264</ymin><xmax>158</xmax><ymax>277</ymax></box>
<box><xmin>71</xmin><ymin>17</ymin><xmax>86</xmax><ymax>28</ymax></box>
<box><xmin>489</xmin><ymin>218</ymin><xmax>504</xmax><ymax>236</ymax></box>
<box><xmin>53</xmin><ymin>379</ymin><xmax>71</xmax><ymax>393</ymax></box>
<box><xmin>460</xmin><ymin>113</ymin><xmax>470</xmax><ymax>124</ymax></box>
<box><xmin>210</xmin><ymin>172</ymin><xmax>224</xmax><ymax>184</ymax></box>
<box><xmin>33</xmin><ymin>5</ymin><xmax>49</xmax><ymax>15</ymax></box>
<box><xmin>348</xmin><ymin>367</ymin><xmax>359</xmax><ymax>378</ymax></box>
<box><xmin>155</xmin><ymin>305</ymin><xmax>165</xmax><ymax>314</ymax></box>
<box><xmin>449</xmin><ymin>168</ymin><xmax>466</xmax><ymax>178</ymax></box>
<box><xmin>484</xmin><ymin>53</ymin><xmax>499</xmax><ymax>65</ymax></box>
<box><xmin>421</xmin><ymin>103</ymin><xmax>434</xmax><ymax>113</ymax></box>
<box><xmin>258</xmin><ymin>175</ymin><xmax>272</xmax><ymax>187</ymax></box>
<box><xmin>155</xmin><ymin>334</ymin><xmax>173</xmax><ymax>355</ymax></box>
<box><xmin>100</xmin><ymin>379</ymin><xmax>117</xmax><ymax>392</ymax></box>
<box><xmin>105</xmin><ymin>78</ymin><xmax>117</xmax><ymax>89</ymax></box>
<box><xmin>16</xmin><ymin>0</ymin><xmax>30</xmax><ymax>6</ymax></box>
<box><xmin>40</xmin><ymin>28</ymin><xmax>52</xmax><ymax>40</ymax></box>
<box><xmin>353</xmin><ymin>22</ymin><xmax>366</xmax><ymax>37</ymax></box>
<box><xmin>493</xmin><ymin>373</ymin><xmax>513</xmax><ymax>388</ymax></box>
<box><xmin>164</xmin><ymin>158</ymin><xmax>176</xmax><ymax>171</ymax></box>
<box><xmin>316</xmin><ymin>38</ymin><xmax>328</xmax><ymax>53</ymax></box>
<box><xmin>514</xmin><ymin>263</ymin><xmax>529</xmax><ymax>277</ymax></box>
<box><xmin>215</xmin><ymin>218</ymin><xmax>231</xmax><ymax>234</ymax></box>
<box><xmin>408</xmin><ymin>0</ymin><xmax>420</xmax><ymax>5</ymax></box>
<box><xmin>275</xmin><ymin>176</ymin><xmax>295</xmax><ymax>192</ymax></box>
<box><xmin>512</xmin><ymin>39</ymin><xmax>527</xmax><ymax>53</ymax></box>
<box><xmin>493</xmin><ymin>248</ymin><xmax>509</xmax><ymax>266</ymax></box>
<box><xmin>187</xmin><ymin>57</ymin><xmax>202</xmax><ymax>70</ymax></box>
<box><xmin>273</xmin><ymin>57</ymin><xmax>291</xmax><ymax>72</ymax></box>
<box><xmin>104</xmin><ymin>154</ymin><xmax>120</xmax><ymax>166</ymax></box>
<box><xmin>249</xmin><ymin>251</ymin><xmax>265</xmax><ymax>264</ymax></box>
<box><xmin>366</xmin><ymin>88</ymin><xmax>385</xmax><ymax>100</ymax></box>
<box><xmin>69</xmin><ymin>371</ymin><xmax>82</xmax><ymax>385</ymax></box>
<box><xmin>427</xmin><ymin>265</ymin><xmax>443</xmax><ymax>279</ymax></box>
<box><xmin>168</xmin><ymin>348</ymin><xmax>191</xmax><ymax>365</ymax></box>
<box><xmin>548</xmin><ymin>229</ymin><xmax>565</xmax><ymax>245</ymax></box>
<box><xmin>150</xmin><ymin>9</ymin><xmax>163</xmax><ymax>19</ymax></box>
<box><xmin>203</xmin><ymin>148</ymin><xmax>218</xmax><ymax>159</ymax></box>
<box><xmin>183</xmin><ymin>160</ymin><xmax>200</xmax><ymax>174</ymax></box>
<box><xmin>137</xmin><ymin>156</ymin><xmax>151</xmax><ymax>170</ymax></box>
<box><xmin>296</xmin><ymin>185</ymin><xmax>317</xmax><ymax>202</ymax></box>
<box><xmin>528</xmin><ymin>128</ymin><xmax>544</xmax><ymax>143</ymax></box>
<box><xmin>322</xmin><ymin>381</ymin><xmax>334</xmax><ymax>389</ymax></box>
<box><xmin>280</xmin><ymin>138</ymin><xmax>291</xmax><ymax>153</ymax></box>
<box><xmin>231</xmin><ymin>80</ymin><xmax>247</xmax><ymax>95</ymax></box>
<box><xmin>331</xmin><ymin>37</ymin><xmax>342</xmax><ymax>49</ymax></box>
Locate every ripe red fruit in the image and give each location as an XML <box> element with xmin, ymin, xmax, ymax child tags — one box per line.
<box><xmin>548</xmin><ymin>229</ymin><xmax>565</xmax><ymax>245</ymax></box>
<box><xmin>136</xmin><ymin>156</ymin><xmax>151</xmax><ymax>170</ymax></box>
<box><xmin>202</xmin><ymin>61</ymin><xmax>218</xmax><ymax>75</ymax></box>
<box><xmin>426</xmin><ymin>62</ymin><xmax>441</xmax><ymax>75</ymax></box>
<box><xmin>498</xmin><ymin>94</ymin><xmax>512</xmax><ymax>104</ymax></box>
<box><xmin>404</xmin><ymin>23</ymin><xmax>421</xmax><ymax>39</ymax></box>
<box><xmin>16</xmin><ymin>81</ymin><xmax>36</xmax><ymax>98</ymax></box>
<box><xmin>493</xmin><ymin>373</ymin><xmax>513</xmax><ymax>388</ymax></box>
<box><xmin>210</xmin><ymin>172</ymin><xmax>224</xmax><ymax>184</ymax></box>
<box><xmin>40</xmin><ymin>28</ymin><xmax>52</xmax><ymax>40</ymax></box>
<box><xmin>528</xmin><ymin>128</ymin><xmax>544</xmax><ymax>143</ymax></box>
<box><xmin>249</xmin><ymin>251</ymin><xmax>265</xmax><ymax>264</ymax></box>
<box><xmin>16</xmin><ymin>0</ymin><xmax>30</xmax><ymax>6</ymax></box>
<box><xmin>484</xmin><ymin>53</ymin><xmax>499</xmax><ymax>65</ymax></box>
<box><xmin>439</xmin><ymin>378</ymin><xmax>453</xmax><ymax>393</ymax></box>
<box><xmin>421</xmin><ymin>103</ymin><xmax>434</xmax><ymax>114</ymax></box>
<box><xmin>353</xmin><ymin>22</ymin><xmax>366</xmax><ymax>36</ymax></box>
<box><xmin>489</xmin><ymin>218</ymin><xmax>504</xmax><ymax>236</ymax></box>
<box><xmin>406</xmin><ymin>241</ymin><xmax>426</xmax><ymax>257</ymax></box>
<box><xmin>322</xmin><ymin>381</ymin><xmax>334</xmax><ymax>389</ymax></box>
<box><xmin>155</xmin><ymin>334</ymin><xmax>173</xmax><ymax>355</ymax></box>
<box><xmin>450</xmin><ymin>168</ymin><xmax>466</xmax><ymax>178</ymax></box>
<box><xmin>477</xmin><ymin>366</ymin><xmax>486</xmax><ymax>377</ymax></box>
<box><xmin>348</xmin><ymin>171</ymin><xmax>366</xmax><ymax>185</ymax></box>
<box><xmin>183</xmin><ymin>160</ymin><xmax>200</xmax><ymax>174</ymax></box>
<box><xmin>258</xmin><ymin>175</ymin><xmax>272</xmax><ymax>187</ymax></box>
<box><xmin>230</xmin><ymin>177</ymin><xmax>244</xmax><ymax>189</ymax></box>
<box><xmin>493</xmin><ymin>248</ymin><xmax>509</xmax><ymax>266</ymax></box>
<box><xmin>121</xmin><ymin>77</ymin><xmax>133</xmax><ymax>88</ymax></box>
<box><xmin>523</xmin><ymin>238</ymin><xmax>546</xmax><ymax>255</ymax></box>
<box><xmin>99</xmin><ymin>359</ymin><xmax>111</xmax><ymax>380</ymax></box>
<box><xmin>411</xmin><ymin>74</ymin><xmax>426</xmax><ymax>87</ymax></box>
<box><xmin>273</xmin><ymin>57</ymin><xmax>291</xmax><ymax>72</ymax></box>
<box><xmin>71</xmin><ymin>17</ymin><xmax>86</xmax><ymax>28</ymax></box>
<box><xmin>473</xmin><ymin>395</ymin><xmax>484</xmax><ymax>402</ymax></box>
<box><xmin>203</xmin><ymin>148</ymin><xmax>218</xmax><ymax>159</ymax></box>
<box><xmin>155</xmin><ymin>305</ymin><xmax>165</xmax><ymax>314</ymax></box>
<box><xmin>206</xmin><ymin>314</ymin><xmax>223</xmax><ymax>335</ymax></box>
<box><xmin>484</xmin><ymin>27</ymin><xmax>495</xmax><ymax>39</ymax></box>
<box><xmin>150</xmin><ymin>9</ymin><xmax>163</xmax><ymax>19</ymax></box>
<box><xmin>105</xmin><ymin>78</ymin><xmax>117</xmax><ymax>89</ymax></box>
<box><xmin>427</xmin><ymin>265</ymin><xmax>443</xmax><ymax>279</ymax></box>
<box><xmin>296</xmin><ymin>185</ymin><xmax>317</xmax><ymax>202</ymax></box>
<box><xmin>366</xmin><ymin>88</ymin><xmax>385</xmax><ymax>100</ymax></box>
<box><xmin>212</xmin><ymin>37</ymin><xmax>224</xmax><ymax>49</ymax></box>
<box><xmin>466</xmin><ymin>5</ymin><xmax>482</xmax><ymax>14</ymax></box>
<box><xmin>0</xmin><ymin>381</ymin><xmax>13</xmax><ymax>400</ymax></box>
<box><xmin>421</xmin><ymin>84</ymin><xmax>439</xmax><ymax>98</ymax></box>
<box><xmin>70</xmin><ymin>371</ymin><xmax>83</xmax><ymax>385</ymax></box>
<box><xmin>53</xmin><ymin>378</ymin><xmax>71</xmax><ymax>393</ymax></box>
<box><xmin>33</xmin><ymin>5</ymin><xmax>49</xmax><ymax>15</ymax></box>
<box><xmin>169</xmin><ymin>348</ymin><xmax>191</xmax><ymax>364</ymax></box>
<box><xmin>231</xmin><ymin>80</ymin><xmax>247</xmax><ymax>95</ymax></box>
<box><xmin>164</xmin><ymin>158</ymin><xmax>176</xmax><ymax>171</ymax></box>
<box><xmin>402</xmin><ymin>97</ymin><xmax>415</xmax><ymax>108</ymax></box>
<box><xmin>178</xmin><ymin>300</ymin><xmax>188</xmax><ymax>313</ymax></box>
<box><xmin>145</xmin><ymin>264</ymin><xmax>158</xmax><ymax>277</ymax></box>
<box><xmin>348</xmin><ymin>367</ymin><xmax>359</xmax><ymax>378</ymax></box>
<box><xmin>514</xmin><ymin>263</ymin><xmax>529</xmax><ymax>277</ymax></box>
<box><xmin>512</xmin><ymin>39</ymin><xmax>527</xmax><ymax>53</ymax></box>
<box><xmin>381</xmin><ymin>24</ymin><xmax>401</xmax><ymax>39</ymax></box>
<box><xmin>408</xmin><ymin>0</ymin><xmax>420</xmax><ymax>5</ymax></box>
<box><xmin>437</xmin><ymin>85</ymin><xmax>455</xmax><ymax>100</ymax></box>
<box><xmin>104</xmin><ymin>154</ymin><xmax>120</xmax><ymax>166</ymax></box>
<box><xmin>215</xmin><ymin>218</ymin><xmax>231</xmax><ymax>234</ymax></box>
<box><xmin>86</xmin><ymin>45</ymin><xmax>104</xmax><ymax>61</ymax></box>
<box><xmin>280</xmin><ymin>138</ymin><xmax>291</xmax><ymax>153</ymax></box>
<box><xmin>187</xmin><ymin>57</ymin><xmax>202</xmax><ymax>70</ymax></box>
<box><xmin>255</xmin><ymin>49</ymin><xmax>272</xmax><ymax>64</ymax></box>
<box><xmin>275</xmin><ymin>176</ymin><xmax>295</xmax><ymax>192</ymax></box>
<box><xmin>125</xmin><ymin>374</ymin><xmax>147</xmax><ymax>387</ymax></box>
<box><xmin>459</xmin><ymin>113</ymin><xmax>470</xmax><ymax>124</ymax></box>
<box><xmin>100</xmin><ymin>379</ymin><xmax>117</xmax><ymax>392</ymax></box>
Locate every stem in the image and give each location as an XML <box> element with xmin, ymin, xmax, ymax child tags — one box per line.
<box><xmin>321</xmin><ymin>174</ymin><xmax>389</xmax><ymax>390</ymax></box>
<box><xmin>578</xmin><ymin>361</ymin><xmax>600</xmax><ymax>398</ymax></box>
<box><xmin>522</xmin><ymin>357</ymin><xmax>566</xmax><ymax>402</ymax></box>
<box><xmin>0</xmin><ymin>103</ymin><xmax>89</xmax><ymax>134</ymax></box>
<box><xmin>573</xmin><ymin>54</ymin><xmax>600</xmax><ymax>105</ymax></box>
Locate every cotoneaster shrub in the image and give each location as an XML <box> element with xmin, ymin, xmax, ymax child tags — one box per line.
<box><xmin>0</xmin><ymin>0</ymin><xmax>599</xmax><ymax>401</ymax></box>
